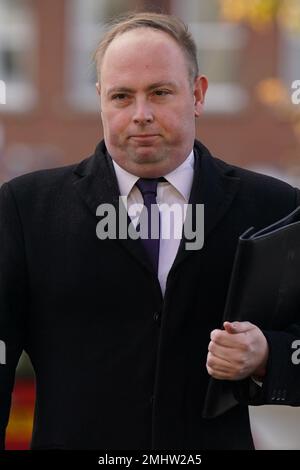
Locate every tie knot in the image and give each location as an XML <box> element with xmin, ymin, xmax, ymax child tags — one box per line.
<box><xmin>136</xmin><ymin>178</ymin><xmax>157</xmax><ymax>196</ymax></box>
<box><xmin>136</xmin><ymin>177</ymin><xmax>166</xmax><ymax>197</ymax></box>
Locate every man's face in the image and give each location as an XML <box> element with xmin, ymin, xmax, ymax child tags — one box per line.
<box><xmin>97</xmin><ymin>28</ymin><xmax>208</xmax><ymax>177</ymax></box>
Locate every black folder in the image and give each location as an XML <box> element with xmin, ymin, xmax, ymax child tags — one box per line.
<box><xmin>202</xmin><ymin>205</ymin><xmax>300</xmax><ymax>418</ymax></box>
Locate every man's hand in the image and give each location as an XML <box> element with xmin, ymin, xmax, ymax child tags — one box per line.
<box><xmin>206</xmin><ymin>321</ymin><xmax>269</xmax><ymax>381</ymax></box>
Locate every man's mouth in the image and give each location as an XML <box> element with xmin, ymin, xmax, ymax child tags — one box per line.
<box><xmin>129</xmin><ymin>134</ymin><xmax>160</xmax><ymax>143</ymax></box>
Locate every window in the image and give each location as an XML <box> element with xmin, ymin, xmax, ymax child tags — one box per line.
<box><xmin>0</xmin><ymin>0</ymin><xmax>37</xmax><ymax>112</ymax></box>
<box><xmin>171</xmin><ymin>0</ymin><xmax>248</xmax><ymax>113</ymax></box>
<box><xmin>278</xmin><ymin>25</ymin><xmax>300</xmax><ymax>185</ymax></box>
<box><xmin>279</xmin><ymin>27</ymin><xmax>300</xmax><ymax>90</ymax></box>
<box><xmin>68</xmin><ymin>0</ymin><xmax>247</xmax><ymax>113</ymax></box>
<box><xmin>67</xmin><ymin>0</ymin><xmax>138</xmax><ymax>111</ymax></box>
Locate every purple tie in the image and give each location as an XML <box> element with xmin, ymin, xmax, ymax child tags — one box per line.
<box><xmin>136</xmin><ymin>178</ymin><xmax>162</xmax><ymax>273</ymax></box>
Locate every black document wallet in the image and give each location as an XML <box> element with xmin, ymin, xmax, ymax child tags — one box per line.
<box><xmin>202</xmin><ymin>205</ymin><xmax>300</xmax><ymax>418</ymax></box>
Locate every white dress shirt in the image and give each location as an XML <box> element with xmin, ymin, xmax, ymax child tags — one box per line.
<box><xmin>112</xmin><ymin>151</ymin><xmax>194</xmax><ymax>295</ymax></box>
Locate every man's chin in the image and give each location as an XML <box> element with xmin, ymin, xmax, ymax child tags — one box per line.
<box><xmin>132</xmin><ymin>150</ymin><xmax>164</xmax><ymax>165</ymax></box>
<box><xmin>130</xmin><ymin>158</ymin><xmax>170</xmax><ymax>178</ymax></box>
<box><xmin>134</xmin><ymin>156</ymin><xmax>163</xmax><ymax>165</ymax></box>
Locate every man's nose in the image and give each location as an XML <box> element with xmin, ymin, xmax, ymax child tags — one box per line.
<box><xmin>132</xmin><ymin>98</ymin><xmax>154</xmax><ymax>124</ymax></box>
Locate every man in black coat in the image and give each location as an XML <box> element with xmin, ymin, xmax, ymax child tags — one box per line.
<box><xmin>0</xmin><ymin>12</ymin><xmax>300</xmax><ymax>450</ymax></box>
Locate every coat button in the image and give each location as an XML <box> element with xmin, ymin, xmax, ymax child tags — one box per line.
<box><xmin>271</xmin><ymin>389</ymin><xmax>278</xmax><ymax>401</ymax></box>
<box><xmin>153</xmin><ymin>312</ymin><xmax>161</xmax><ymax>323</ymax></box>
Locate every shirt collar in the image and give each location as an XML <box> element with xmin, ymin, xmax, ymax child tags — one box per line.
<box><xmin>112</xmin><ymin>161</ymin><xmax>139</xmax><ymax>198</ymax></box>
<box><xmin>112</xmin><ymin>150</ymin><xmax>195</xmax><ymax>202</ymax></box>
<box><xmin>163</xmin><ymin>150</ymin><xmax>194</xmax><ymax>201</ymax></box>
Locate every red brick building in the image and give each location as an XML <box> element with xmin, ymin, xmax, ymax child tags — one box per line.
<box><xmin>1</xmin><ymin>0</ymin><xmax>299</xmax><ymax>180</ymax></box>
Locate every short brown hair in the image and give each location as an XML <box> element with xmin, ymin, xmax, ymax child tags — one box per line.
<box><xmin>93</xmin><ymin>12</ymin><xmax>199</xmax><ymax>85</ymax></box>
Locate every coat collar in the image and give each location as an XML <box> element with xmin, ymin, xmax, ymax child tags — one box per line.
<box><xmin>169</xmin><ymin>140</ymin><xmax>240</xmax><ymax>273</ymax></box>
<box><xmin>73</xmin><ymin>141</ymin><xmax>158</xmax><ymax>279</ymax></box>
<box><xmin>73</xmin><ymin>140</ymin><xmax>240</xmax><ymax>277</ymax></box>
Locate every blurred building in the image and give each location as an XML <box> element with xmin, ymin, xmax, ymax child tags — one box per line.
<box><xmin>1</xmin><ymin>0</ymin><xmax>300</xmax><ymax>178</ymax></box>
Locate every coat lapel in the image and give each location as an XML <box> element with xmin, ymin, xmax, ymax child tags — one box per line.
<box><xmin>72</xmin><ymin>141</ymin><xmax>156</xmax><ymax>276</ymax></box>
<box><xmin>170</xmin><ymin>140</ymin><xmax>241</xmax><ymax>272</ymax></box>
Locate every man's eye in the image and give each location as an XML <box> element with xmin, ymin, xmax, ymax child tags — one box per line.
<box><xmin>112</xmin><ymin>94</ymin><xmax>128</xmax><ymax>100</ymax></box>
<box><xmin>155</xmin><ymin>90</ymin><xmax>170</xmax><ymax>96</ymax></box>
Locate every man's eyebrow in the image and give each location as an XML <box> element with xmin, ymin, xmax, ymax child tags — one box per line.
<box><xmin>106</xmin><ymin>82</ymin><xmax>178</xmax><ymax>95</ymax></box>
<box><xmin>147</xmin><ymin>81</ymin><xmax>178</xmax><ymax>91</ymax></box>
<box><xmin>106</xmin><ymin>87</ymin><xmax>134</xmax><ymax>95</ymax></box>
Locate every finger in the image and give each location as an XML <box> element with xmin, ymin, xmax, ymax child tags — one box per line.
<box><xmin>223</xmin><ymin>322</ymin><xmax>237</xmax><ymax>334</ymax></box>
<box><xmin>210</xmin><ymin>329</ymin><xmax>242</xmax><ymax>348</ymax></box>
<box><xmin>223</xmin><ymin>321</ymin><xmax>254</xmax><ymax>334</ymax></box>
<box><xmin>206</xmin><ymin>351</ymin><xmax>234</xmax><ymax>371</ymax></box>
<box><xmin>208</xmin><ymin>341</ymin><xmax>232</xmax><ymax>364</ymax></box>
<box><xmin>206</xmin><ymin>363</ymin><xmax>233</xmax><ymax>380</ymax></box>
<box><xmin>206</xmin><ymin>364</ymin><xmax>239</xmax><ymax>380</ymax></box>
<box><xmin>210</xmin><ymin>329</ymin><xmax>221</xmax><ymax>340</ymax></box>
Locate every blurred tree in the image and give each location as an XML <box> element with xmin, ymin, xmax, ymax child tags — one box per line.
<box><xmin>219</xmin><ymin>0</ymin><xmax>300</xmax><ymax>31</ymax></box>
<box><xmin>220</xmin><ymin>0</ymin><xmax>300</xmax><ymax>181</ymax></box>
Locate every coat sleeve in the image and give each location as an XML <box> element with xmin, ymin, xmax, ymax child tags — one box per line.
<box><xmin>234</xmin><ymin>186</ymin><xmax>300</xmax><ymax>407</ymax></box>
<box><xmin>0</xmin><ymin>182</ymin><xmax>28</xmax><ymax>449</ymax></box>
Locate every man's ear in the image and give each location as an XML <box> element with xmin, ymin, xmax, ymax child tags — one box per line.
<box><xmin>194</xmin><ymin>75</ymin><xmax>208</xmax><ymax>117</ymax></box>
